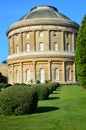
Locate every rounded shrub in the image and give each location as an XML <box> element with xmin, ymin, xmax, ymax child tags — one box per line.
<box><xmin>4</xmin><ymin>83</ymin><xmax>12</xmax><ymax>88</ymax></box>
<box><xmin>44</xmin><ymin>84</ymin><xmax>53</xmax><ymax>94</ymax></box>
<box><xmin>0</xmin><ymin>83</ymin><xmax>5</xmax><ymax>89</ymax></box>
<box><xmin>0</xmin><ymin>85</ymin><xmax>38</xmax><ymax>115</ymax></box>
<box><xmin>51</xmin><ymin>82</ymin><xmax>60</xmax><ymax>91</ymax></box>
<box><xmin>33</xmin><ymin>84</ymin><xmax>49</xmax><ymax>100</ymax></box>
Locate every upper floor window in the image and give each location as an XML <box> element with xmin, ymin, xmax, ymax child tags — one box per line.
<box><xmin>39</xmin><ymin>32</ymin><xmax>44</xmax><ymax>37</ymax></box>
<box><xmin>53</xmin><ymin>32</ymin><xmax>58</xmax><ymax>37</ymax></box>
<box><xmin>66</xmin><ymin>43</ymin><xmax>70</xmax><ymax>51</ymax></box>
<box><xmin>26</xmin><ymin>33</ymin><xmax>30</xmax><ymax>39</ymax></box>
<box><xmin>54</xmin><ymin>43</ymin><xmax>58</xmax><ymax>51</ymax></box>
<box><xmin>16</xmin><ymin>35</ymin><xmax>18</xmax><ymax>40</ymax></box>
<box><xmin>66</xmin><ymin>32</ymin><xmax>70</xmax><ymax>38</ymax></box>
<box><xmin>16</xmin><ymin>45</ymin><xmax>19</xmax><ymax>53</ymax></box>
<box><xmin>26</xmin><ymin>43</ymin><xmax>30</xmax><ymax>52</ymax></box>
<box><xmin>39</xmin><ymin>42</ymin><xmax>44</xmax><ymax>51</ymax></box>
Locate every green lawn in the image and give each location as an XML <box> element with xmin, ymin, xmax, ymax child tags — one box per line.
<box><xmin>0</xmin><ymin>85</ymin><xmax>86</xmax><ymax>130</ymax></box>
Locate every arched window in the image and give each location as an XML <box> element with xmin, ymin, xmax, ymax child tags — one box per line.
<box><xmin>26</xmin><ymin>43</ymin><xmax>30</xmax><ymax>52</ymax></box>
<box><xmin>68</xmin><ymin>68</ymin><xmax>71</xmax><ymax>81</ymax></box>
<box><xmin>16</xmin><ymin>70</ymin><xmax>19</xmax><ymax>83</ymax></box>
<box><xmin>54</xmin><ymin>68</ymin><xmax>59</xmax><ymax>80</ymax></box>
<box><xmin>39</xmin><ymin>42</ymin><xmax>44</xmax><ymax>51</ymax></box>
<box><xmin>40</xmin><ymin>68</ymin><xmax>45</xmax><ymax>83</ymax></box>
<box><xmin>26</xmin><ymin>69</ymin><xmax>30</xmax><ymax>81</ymax></box>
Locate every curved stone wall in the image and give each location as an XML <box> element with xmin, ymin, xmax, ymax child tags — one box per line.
<box><xmin>7</xmin><ymin>6</ymin><xmax>79</xmax><ymax>84</ymax></box>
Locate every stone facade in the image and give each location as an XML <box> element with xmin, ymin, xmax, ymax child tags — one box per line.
<box><xmin>7</xmin><ymin>6</ymin><xmax>79</xmax><ymax>84</ymax></box>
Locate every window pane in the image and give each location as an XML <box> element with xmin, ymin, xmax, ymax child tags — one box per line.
<box><xmin>26</xmin><ymin>43</ymin><xmax>30</xmax><ymax>52</ymax></box>
<box><xmin>26</xmin><ymin>33</ymin><xmax>30</xmax><ymax>39</ymax></box>
<box><xmin>54</xmin><ymin>43</ymin><xmax>58</xmax><ymax>51</ymax></box>
<box><xmin>16</xmin><ymin>70</ymin><xmax>19</xmax><ymax>82</ymax></box>
<box><xmin>16</xmin><ymin>35</ymin><xmax>18</xmax><ymax>40</ymax></box>
<box><xmin>39</xmin><ymin>32</ymin><xmax>44</xmax><ymax>37</ymax></box>
<box><xmin>54</xmin><ymin>68</ymin><xmax>59</xmax><ymax>80</ymax></box>
<box><xmin>26</xmin><ymin>69</ymin><xmax>30</xmax><ymax>81</ymax></box>
<box><xmin>39</xmin><ymin>43</ymin><xmax>44</xmax><ymax>51</ymax></box>
<box><xmin>16</xmin><ymin>45</ymin><xmax>19</xmax><ymax>53</ymax></box>
<box><xmin>54</xmin><ymin>32</ymin><xmax>58</xmax><ymax>37</ymax></box>
<box><xmin>40</xmin><ymin>68</ymin><xmax>45</xmax><ymax>83</ymax></box>
<box><xmin>67</xmin><ymin>43</ymin><xmax>70</xmax><ymax>51</ymax></box>
<box><xmin>68</xmin><ymin>68</ymin><xmax>71</xmax><ymax>80</ymax></box>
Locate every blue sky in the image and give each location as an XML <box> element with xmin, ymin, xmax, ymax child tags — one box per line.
<box><xmin>0</xmin><ymin>0</ymin><xmax>86</xmax><ymax>63</ymax></box>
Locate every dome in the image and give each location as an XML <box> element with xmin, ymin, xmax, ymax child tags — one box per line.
<box><xmin>19</xmin><ymin>5</ymin><xmax>70</xmax><ymax>21</ymax></box>
<box><xmin>6</xmin><ymin>5</ymin><xmax>79</xmax><ymax>35</ymax></box>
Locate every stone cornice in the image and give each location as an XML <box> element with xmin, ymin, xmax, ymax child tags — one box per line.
<box><xmin>8</xmin><ymin>51</ymin><xmax>75</xmax><ymax>60</ymax></box>
<box><xmin>6</xmin><ymin>18</ymin><xmax>79</xmax><ymax>35</ymax></box>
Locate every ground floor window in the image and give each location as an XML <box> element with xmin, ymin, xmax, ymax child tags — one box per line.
<box><xmin>16</xmin><ymin>70</ymin><xmax>19</xmax><ymax>83</ymax></box>
<box><xmin>26</xmin><ymin>69</ymin><xmax>30</xmax><ymax>81</ymax></box>
<box><xmin>54</xmin><ymin>68</ymin><xmax>59</xmax><ymax>80</ymax></box>
<box><xmin>40</xmin><ymin>68</ymin><xmax>45</xmax><ymax>83</ymax></box>
<box><xmin>66</xmin><ymin>68</ymin><xmax>71</xmax><ymax>81</ymax></box>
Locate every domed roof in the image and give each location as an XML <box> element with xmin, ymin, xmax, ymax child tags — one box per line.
<box><xmin>6</xmin><ymin>5</ymin><xmax>79</xmax><ymax>35</ymax></box>
<box><xmin>19</xmin><ymin>6</ymin><xmax>70</xmax><ymax>21</ymax></box>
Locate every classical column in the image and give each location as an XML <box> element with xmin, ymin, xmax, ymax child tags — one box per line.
<box><xmin>62</xmin><ymin>61</ymin><xmax>66</xmax><ymax>82</ymax></box>
<box><xmin>72</xmin><ymin>33</ymin><xmax>75</xmax><ymax>52</ymax></box>
<box><xmin>48</xmin><ymin>60</ymin><xmax>51</xmax><ymax>81</ymax></box>
<box><xmin>61</xmin><ymin>31</ymin><xmax>64</xmax><ymax>51</ymax></box>
<box><xmin>33</xmin><ymin>61</ymin><xmax>36</xmax><ymax>83</ymax></box>
<box><xmin>20</xmin><ymin>62</ymin><xmax>23</xmax><ymax>83</ymax></box>
<box><xmin>73</xmin><ymin>62</ymin><xmax>76</xmax><ymax>82</ymax></box>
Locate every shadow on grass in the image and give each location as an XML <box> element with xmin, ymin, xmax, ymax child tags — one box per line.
<box><xmin>48</xmin><ymin>97</ymin><xmax>60</xmax><ymax>100</ymax></box>
<box><xmin>36</xmin><ymin>106</ymin><xmax>59</xmax><ymax>113</ymax></box>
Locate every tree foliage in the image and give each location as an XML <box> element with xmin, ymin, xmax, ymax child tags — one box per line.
<box><xmin>0</xmin><ymin>72</ymin><xmax>7</xmax><ymax>83</ymax></box>
<box><xmin>75</xmin><ymin>15</ymin><xmax>86</xmax><ymax>87</ymax></box>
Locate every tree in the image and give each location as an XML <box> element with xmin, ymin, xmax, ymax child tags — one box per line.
<box><xmin>2</xmin><ymin>60</ymin><xmax>7</xmax><ymax>64</ymax></box>
<box><xmin>0</xmin><ymin>72</ymin><xmax>7</xmax><ymax>83</ymax></box>
<box><xmin>75</xmin><ymin>15</ymin><xmax>86</xmax><ymax>87</ymax></box>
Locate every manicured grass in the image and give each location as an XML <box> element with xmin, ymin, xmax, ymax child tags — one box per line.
<box><xmin>0</xmin><ymin>85</ymin><xmax>86</xmax><ymax>130</ymax></box>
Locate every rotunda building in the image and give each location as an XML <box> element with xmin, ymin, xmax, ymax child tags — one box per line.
<box><xmin>7</xmin><ymin>5</ymin><xmax>79</xmax><ymax>84</ymax></box>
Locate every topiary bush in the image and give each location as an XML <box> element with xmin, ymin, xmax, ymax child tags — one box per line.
<box><xmin>40</xmin><ymin>82</ymin><xmax>60</xmax><ymax>94</ymax></box>
<box><xmin>0</xmin><ymin>85</ymin><xmax>38</xmax><ymax>115</ymax></box>
<box><xmin>4</xmin><ymin>83</ymin><xmax>12</xmax><ymax>88</ymax></box>
<box><xmin>51</xmin><ymin>82</ymin><xmax>60</xmax><ymax>91</ymax></box>
<box><xmin>44</xmin><ymin>83</ymin><xmax>53</xmax><ymax>94</ymax></box>
<box><xmin>33</xmin><ymin>84</ymin><xmax>49</xmax><ymax>100</ymax></box>
<box><xmin>0</xmin><ymin>83</ymin><xmax>5</xmax><ymax>89</ymax></box>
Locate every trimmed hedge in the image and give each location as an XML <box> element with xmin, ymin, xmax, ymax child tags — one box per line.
<box><xmin>0</xmin><ymin>83</ymin><xmax>5</xmax><ymax>89</ymax></box>
<box><xmin>0</xmin><ymin>85</ymin><xmax>38</xmax><ymax>115</ymax></box>
<box><xmin>32</xmin><ymin>84</ymin><xmax>49</xmax><ymax>100</ymax></box>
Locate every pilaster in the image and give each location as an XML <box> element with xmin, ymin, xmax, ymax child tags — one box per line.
<box><xmin>62</xmin><ymin>61</ymin><xmax>66</xmax><ymax>82</ymax></box>
<box><xmin>48</xmin><ymin>60</ymin><xmax>51</xmax><ymax>81</ymax></box>
<box><xmin>72</xmin><ymin>33</ymin><xmax>75</xmax><ymax>52</ymax></box>
<box><xmin>33</xmin><ymin>61</ymin><xmax>36</xmax><ymax>83</ymax></box>
<box><xmin>61</xmin><ymin>31</ymin><xmax>64</xmax><ymax>51</ymax></box>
